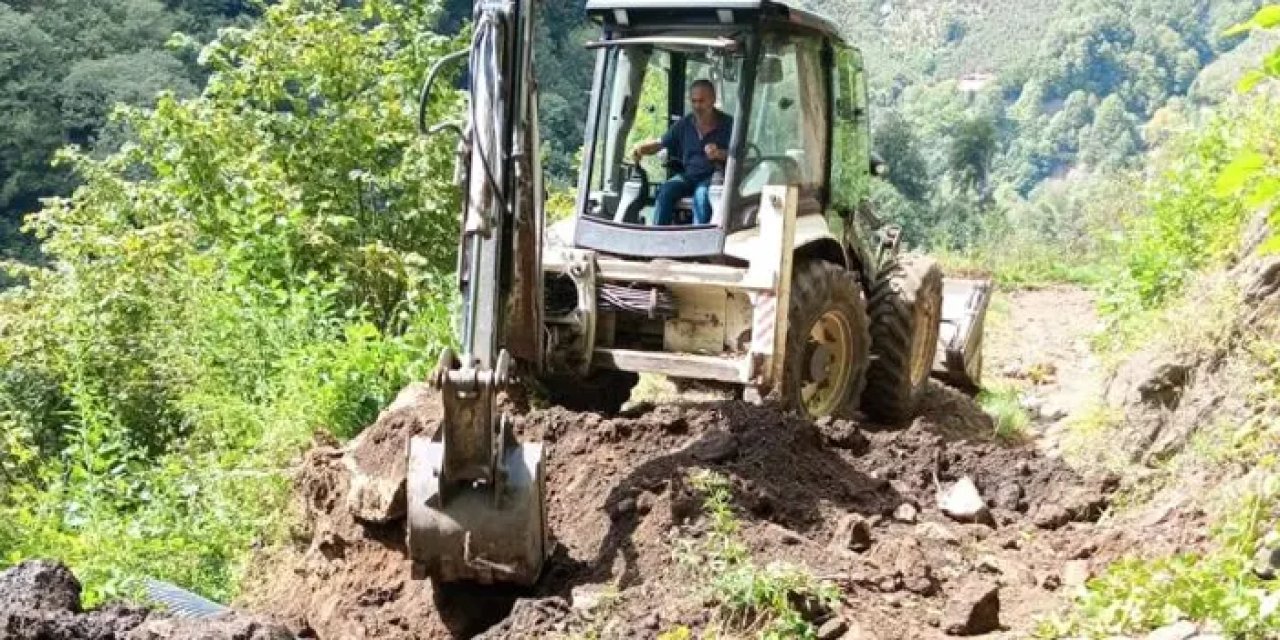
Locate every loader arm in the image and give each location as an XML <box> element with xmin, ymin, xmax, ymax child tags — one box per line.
<box><xmin>407</xmin><ymin>0</ymin><xmax>549</xmax><ymax>586</ymax></box>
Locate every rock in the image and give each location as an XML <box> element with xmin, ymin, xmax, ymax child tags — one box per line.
<box><xmin>975</xmin><ymin>555</ymin><xmax>1001</xmax><ymax>575</ymax></box>
<box><xmin>819</xmin><ymin>419</ymin><xmax>871</xmax><ymax>454</ymax></box>
<box><xmin>1039</xmin><ymin>571</ymin><xmax>1061</xmax><ymax>591</ymax></box>
<box><xmin>1061</xmin><ymin>560</ymin><xmax>1092</xmax><ymax>587</ymax></box>
<box><xmin>345</xmin><ymin>383</ymin><xmax>439</xmax><ymax>523</ymax></box>
<box><xmin>817</xmin><ymin>617</ymin><xmax>850</xmax><ymax>639</ymax></box>
<box><xmin>942</xmin><ymin>578</ymin><xmax>1000</xmax><ymax>636</ymax></box>
<box><xmin>1059</xmin><ymin>484</ymin><xmax>1111</xmax><ymax>523</ymax></box>
<box><xmin>938</xmin><ymin>477</ymin><xmax>993</xmax><ymax>526</ymax></box>
<box><xmin>570</xmin><ymin>586</ymin><xmax>607</xmax><ymax>613</ymax></box>
<box><xmin>830</xmin><ymin>514</ymin><xmax>874</xmax><ymax>553</ymax></box>
<box><xmin>1146</xmin><ymin>620</ymin><xmax>1198</xmax><ymax>640</ymax></box>
<box><xmin>916</xmin><ymin>521</ymin><xmax>960</xmax><ymax>545</ymax></box>
<box><xmin>689</xmin><ymin>430</ymin><xmax>740</xmax><ymax>463</ymax></box>
<box><xmin>992</xmin><ymin>557</ymin><xmax>1037</xmax><ymax>587</ymax></box>
<box><xmin>991</xmin><ymin>509</ymin><xmax>1020</xmax><ymax>527</ymax></box>
<box><xmin>0</xmin><ymin>560</ymin><xmax>82</xmax><ymax>613</ymax></box>
<box><xmin>893</xmin><ymin>503</ymin><xmax>919</xmax><ymax>524</ymax></box>
<box><xmin>126</xmin><ymin>616</ymin><xmax>293</xmax><ymax>640</ymax></box>
<box><xmin>768</xmin><ymin>523</ymin><xmax>805</xmax><ymax>546</ymax></box>
<box><xmin>1105</xmin><ymin>349</ymin><xmax>1193</xmax><ymax>411</ymax></box>
<box><xmin>1031</xmin><ymin>504</ymin><xmax>1071</xmax><ymax>530</ymax></box>
<box><xmin>1070</xmin><ymin>540</ymin><xmax>1099</xmax><ymax>560</ymax></box>
<box><xmin>1253</xmin><ymin>545</ymin><xmax>1280</xmax><ymax>580</ymax></box>
<box><xmin>991</xmin><ymin>482</ymin><xmax>1023</xmax><ymax>512</ymax></box>
<box><xmin>893</xmin><ymin>541</ymin><xmax>936</xmax><ymax>595</ymax></box>
<box><xmin>870</xmin><ymin>538</ymin><xmax>936</xmax><ymax>595</ymax></box>
<box><xmin>1241</xmin><ymin>255</ymin><xmax>1280</xmax><ymax>303</ymax></box>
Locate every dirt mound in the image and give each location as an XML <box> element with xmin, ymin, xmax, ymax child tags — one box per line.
<box><xmin>245</xmin><ymin>379</ymin><xmax>1118</xmax><ymax>639</ymax></box>
<box><xmin>0</xmin><ymin>560</ymin><xmax>290</xmax><ymax>640</ymax></box>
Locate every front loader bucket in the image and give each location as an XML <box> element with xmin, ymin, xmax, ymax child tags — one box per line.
<box><xmin>932</xmin><ymin>276</ymin><xmax>992</xmax><ymax>393</ymax></box>
<box><xmin>406</xmin><ymin>436</ymin><xmax>547</xmax><ymax>586</ymax></box>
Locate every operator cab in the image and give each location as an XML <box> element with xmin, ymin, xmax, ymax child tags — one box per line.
<box><xmin>573</xmin><ymin>0</ymin><xmax>872</xmax><ymax>260</ymax></box>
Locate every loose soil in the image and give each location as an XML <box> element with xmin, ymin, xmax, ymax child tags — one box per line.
<box><xmin>241</xmin><ymin>377</ymin><xmax>1118</xmax><ymax>639</ymax></box>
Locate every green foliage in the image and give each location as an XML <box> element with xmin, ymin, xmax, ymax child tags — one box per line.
<box><xmin>1101</xmin><ymin>98</ymin><xmax>1274</xmax><ymax>317</ymax></box>
<box><xmin>1215</xmin><ymin>5</ymin><xmax>1280</xmax><ymax>253</ymax></box>
<box><xmin>947</xmin><ymin>116</ymin><xmax>998</xmax><ymax>198</ymax></box>
<box><xmin>0</xmin><ymin>0</ymin><xmax>256</xmax><ymax>256</ymax></box>
<box><xmin>978</xmin><ymin>383</ymin><xmax>1032</xmax><ymax>442</ymax></box>
<box><xmin>680</xmin><ymin>470</ymin><xmax>841</xmax><ymax>640</ymax></box>
<box><xmin>0</xmin><ymin>0</ymin><xmax>461</xmax><ymax>604</ymax></box>
<box><xmin>1042</xmin><ymin>476</ymin><xmax>1280</xmax><ymax>638</ymax></box>
<box><xmin>873</xmin><ymin>112</ymin><xmax>932</xmax><ymax>203</ymax></box>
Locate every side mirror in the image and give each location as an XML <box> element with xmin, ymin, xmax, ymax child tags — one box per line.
<box><xmin>758</xmin><ymin>55</ymin><xmax>784</xmax><ymax>84</ymax></box>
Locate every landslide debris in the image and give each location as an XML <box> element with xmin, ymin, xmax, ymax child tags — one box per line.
<box><xmin>0</xmin><ymin>560</ymin><xmax>290</xmax><ymax>640</ymax></box>
<box><xmin>243</xmin><ymin>382</ymin><xmax>1117</xmax><ymax>639</ymax></box>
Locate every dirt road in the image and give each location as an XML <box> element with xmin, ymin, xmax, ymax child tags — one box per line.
<box><xmin>237</xmin><ymin>285</ymin><xmax>1126</xmax><ymax>640</ymax></box>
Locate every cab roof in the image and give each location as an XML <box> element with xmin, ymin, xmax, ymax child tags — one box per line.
<box><xmin>584</xmin><ymin>0</ymin><xmax>844</xmax><ymax>44</ymax></box>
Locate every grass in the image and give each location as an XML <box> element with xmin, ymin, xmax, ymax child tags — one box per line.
<box><xmin>978</xmin><ymin>382</ymin><xmax>1032</xmax><ymax>442</ymax></box>
<box><xmin>935</xmin><ymin>244</ymin><xmax>1110</xmax><ymax>290</ymax></box>
<box><xmin>672</xmin><ymin>469</ymin><xmax>841</xmax><ymax>640</ymax></box>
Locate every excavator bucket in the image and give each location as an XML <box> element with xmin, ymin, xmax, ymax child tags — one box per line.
<box><xmin>406</xmin><ymin>435</ymin><xmax>547</xmax><ymax>586</ymax></box>
<box><xmin>933</xmin><ymin>276</ymin><xmax>992</xmax><ymax>393</ymax></box>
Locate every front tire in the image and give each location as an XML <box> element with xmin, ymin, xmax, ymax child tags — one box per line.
<box><xmin>862</xmin><ymin>254</ymin><xmax>944</xmax><ymax>424</ymax></box>
<box><xmin>781</xmin><ymin>261</ymin><xmax>871</xmax><ymax>418</ymax></box>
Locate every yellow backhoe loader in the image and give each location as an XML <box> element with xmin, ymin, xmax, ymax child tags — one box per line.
<box><xmin>409</xmin><ymin>0</ymin><xmax>991</xmax><ymax>588</ymax></box>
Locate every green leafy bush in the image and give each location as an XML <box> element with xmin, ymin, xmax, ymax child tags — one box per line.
<box><xmin>0</xmin><ymin>0</ymin><xmax>462</xmax><ymax>604</ymax></box>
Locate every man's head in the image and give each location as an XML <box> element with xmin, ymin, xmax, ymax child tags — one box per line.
<box><xmin>689</xmin><ymin>79</ymin><xmax>717</xmax><ymax>120</ymax></box>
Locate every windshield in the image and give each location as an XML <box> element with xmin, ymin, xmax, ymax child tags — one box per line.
<box><xmin>583</xmin><ymin>40</ymin><xmax>745</xmax><ymax>226</ymax></box>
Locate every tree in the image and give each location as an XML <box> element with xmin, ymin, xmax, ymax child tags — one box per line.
<box><xmin>948</xmin><ymin>116</ymin><xmax>998</xmax><ymax>199</ymax></box>
<box><xmin>0</xmin><ymin>8</ymin><xmax>65</xmax><ymax>222</ymax></box>
<box><xmin>873</xmin><ymin>111</ymin><xmax>932</xmax><ymax>202</ymax></box>
<box><xmin>1080</xmin><ymin>94</ymin><xmax>1141</xmax><ymax>171</ymax></box>
<box><xmin>60</xmin><ymin>51</ymin><xmax>196</xmax><ymax>147</ymax></box>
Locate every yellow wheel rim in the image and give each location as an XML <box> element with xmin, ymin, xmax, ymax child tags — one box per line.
<box><xmin>801</xmin><ymin>310</ymin><xmax>855</xmax><ymax>417</ymax></box>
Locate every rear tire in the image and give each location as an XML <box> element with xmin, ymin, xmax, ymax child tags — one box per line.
<box><xmin>862</xmin><ymin>254</ymin><xmax>944</xmax><ymax>424</ymax></box>
<box><xmin>534</xmin><ymin>370</ymin><xmax>638</xmax><ymax>415</ymax></box>
<box><xmin>781</xmin><ymin>261</ymin><xmax>871</xmax><ymax>418</ymax></box>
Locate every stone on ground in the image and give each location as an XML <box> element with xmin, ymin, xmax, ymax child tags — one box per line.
<box><xmin>942</xmin><ymin>577</ymin><xmax>1000</xmax><ymax>636</ymax></box>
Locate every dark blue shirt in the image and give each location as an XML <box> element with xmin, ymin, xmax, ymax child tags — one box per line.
<box><xmin>660</xmin><ymin>111</ymin><xmax>733</xmax><ymax>182</ymax></box>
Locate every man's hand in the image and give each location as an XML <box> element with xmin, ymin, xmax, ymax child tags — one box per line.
<box><xmin>629</xmin><ymin>145</ymin><xmax>643</xmax><ymax>164</ymax></box>
<box><xmin>704</xmin><ymin>143</ymin><xmax>725</xmax><ymax>162</ymax></box>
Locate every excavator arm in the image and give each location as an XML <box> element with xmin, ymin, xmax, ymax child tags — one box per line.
<box><xmin>407</xmin><ymin>0</ymin><xmax>548</xmax><ymax>586</ymax></box>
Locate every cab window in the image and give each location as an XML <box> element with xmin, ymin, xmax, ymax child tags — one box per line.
<box><xmin>739</xmin><ymin>34</ymin><xmax>827</xmax><ymax>203</ymax></box>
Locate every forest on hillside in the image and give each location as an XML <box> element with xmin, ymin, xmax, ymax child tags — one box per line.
<box><xmin>1</xmin><ymin>0</ymin><xmax>1280</xmax><ymax>636</ymax></box>
<box><xmin>0</xmin><ymin>1</ymin><xmax>257</xmax><ymax>261</ymax></box>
